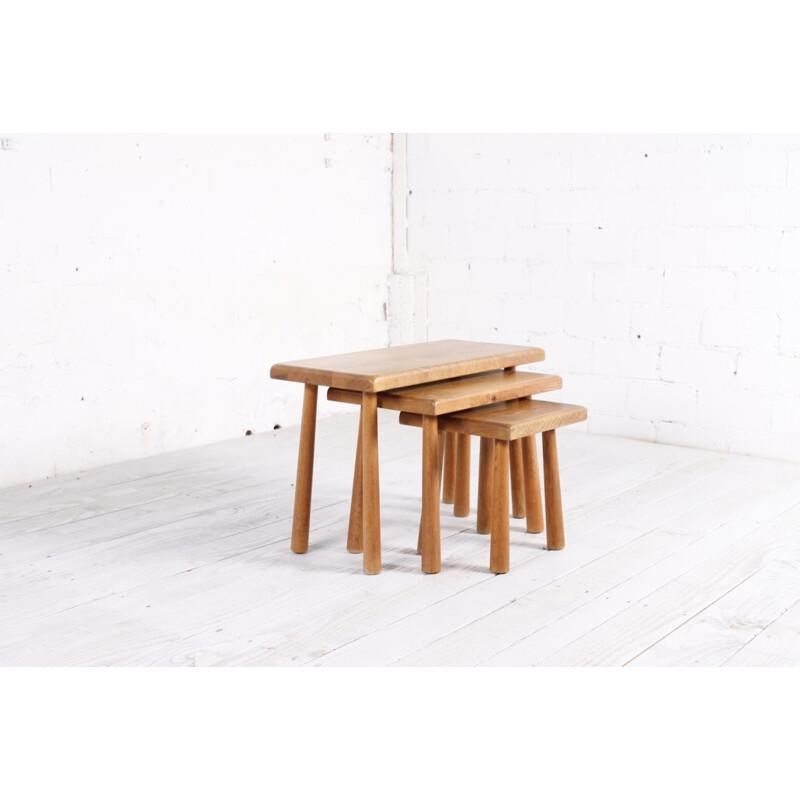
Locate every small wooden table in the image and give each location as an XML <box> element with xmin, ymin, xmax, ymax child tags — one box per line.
<box><xmin>270</xmin><ymin>340</ymin><xmax>545</xmax><ymax>574</ymax></box>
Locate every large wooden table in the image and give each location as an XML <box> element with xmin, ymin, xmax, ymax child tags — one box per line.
<box><xmin>270</xmin><ymin>340</ymin><xmax>545</xmax><ymax>574</ymax></box>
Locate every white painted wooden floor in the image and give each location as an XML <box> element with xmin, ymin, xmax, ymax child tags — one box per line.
<box><xmin>1</xmin><ymin>410</ymin><xmax>799</xmax><ymax>667</ymax></box>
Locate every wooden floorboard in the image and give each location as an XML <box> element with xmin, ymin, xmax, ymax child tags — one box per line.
<box><xmin>349</xmin><ymin>465</ymin><xmax>795</xmax><ymax>667</ymax></box>
<box><xmin>1</xmin><ymin>411</ymin><xmax>799</xmax><ymax>667</ymax></box>
<box><xmin>722</xmin><ymin>599</ymin><xmax>800</xmax><ymax>667</ymax></box>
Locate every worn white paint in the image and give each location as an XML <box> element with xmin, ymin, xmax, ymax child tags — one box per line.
<box><xmin>1</xmin><ymin>412</ymin><xmax>798</xmax><ymax>667</ymax></box>
<box><xmin>0</xmin><ymin>134</ymin><xmax>392</xmax><ymax>489</ymax></box>
<box><xmin>388</xmin><ymin>133</ymin><xmax>427</xmax><ymax>345</ymax></box>
<box><xmin>406</xmin><ymin>133</ymin><xmax>800</xmax><ymax>463</ymax></box>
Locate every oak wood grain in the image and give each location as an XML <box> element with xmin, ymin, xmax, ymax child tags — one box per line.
<box><xmin>271</xmin><ymin>340</ymin><xmax>546</xmax><ymax>392</ymax></box>
<box><xmin>477</xmin><ymin>438</ymin><xmax>494</xmax><ymax>534</ymax></box>
<box><xmin>490</xmin><ymin>440</ymin><xmax>510</xmax><ymax>574</ymax></box>
<box><xmin>442</xmin><ymin>432</ymin><xmax>456</xmax><ymax>504</ymax></box>
<box><xmin>522</xmin><ymin>436</ymin><xmax>544</xmax><ymax>534</ymax></box>
<box><xmin>347</xmin><ymin>416</ymin><xmax>363</xmax><ymax>554</ymax></box>
<box><xmin>454</xmin><ymin>434</ymin><xmax>471</xmax><ymax>518</ymax></box>
<box><xmin>291</xmin><ymin>384</ymin><xmax>317</xmax><ymax>554</ymax></box>
<box><xmin>326</xmin><ymin>370</ymin><xmax>561</xmax><ymax>415</ymax></box>
<box><xmin>420</xmin><ymin>416</ymin><xmax>442</xmax><ymax>574</ymax></box>
<box><xmin>361</xmin><ymin>393</ymin><xmax>381</xmax><ymax>574</ymax></box>
<box><xmin>542</xmin><ymin>429</ymin><xmax>564</xmax><ymax>551</ymax></box>
<box><xmin>509</xmin><ymin>439</ymin><xmax>526</xmax><ymax>519</ymax></box>
<box><xmin>399</xmin><ymin>399</ymin><xmax>587</xmax><ymax>440</ymax></box>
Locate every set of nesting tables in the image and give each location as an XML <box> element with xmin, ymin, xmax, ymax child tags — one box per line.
<box><xmin>270</xmin><ymin>339</ymin><xmax>586</xmax><ymax>575</ymax></box>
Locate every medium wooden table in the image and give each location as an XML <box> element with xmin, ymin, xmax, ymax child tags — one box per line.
<box><xmin>270</xmin><ymin>340</ymin><xmax>545</xmax><ymax>574</ymax></box>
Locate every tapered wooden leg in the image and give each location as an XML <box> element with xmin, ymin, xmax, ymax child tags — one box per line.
<box><xmin>291</xmin><ymin>384</ymin><xmax>318</xmax><ymax>554</ymax></box>
<box><xmin>361</xmin><ymin>392</ymin><xmax>381</xmax><ymax>574</ymax></box>
<box><xmin>442</xmin><ymin>432</ymin><xmax>456</xmax><ymax>503</ymax></box>
<box><xmin>509</xmin><ymin>439</ymin><xmax>526</xmax><ymax>519</ymax></box>
<box><xmin>490</xmin><ymin>439</ymin><xmax>510</xmax><ymax>574</ymax></box>
<box><xmin>419</xmin><ymin>429</ymin><xmax>446</xmax><ymax>553</ymax></box>
<box><xmin>454</xmin><ymin>433</ymin><xmax>471</xmax><ymax>517</ymax></box>
<box><xmin>347</xmin><ymin>415</ymin><xmax>363</xmax><ymax>553</ymax></box>
<box><xmin>420</xmin><ymin>416</ymin><xmax>442</xmax><ymax>574</ymax></box>
<box><xmin>477</xmin><ymin>437</ymin><xmax>494</xmax><ymax>534</ymax></box>
<box><xmin>521</xmin><ymin>435</ymin><xmax>544</xmax><ymax>534</ymax></box>
<box><xmin>419</xmin><ymin>429</ymin><xmax>445</xmax><ymax>553</ymax></box>
<box><xmin>542</xmin><ymin>429</ymin><xmax>564</xmax><ymax>551</ymax></box>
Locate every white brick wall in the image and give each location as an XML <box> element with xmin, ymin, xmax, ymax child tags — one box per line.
<box><xmin>0</xmin><ymin>134</ymin><xmax>392</xmax><ymax>488</ymax></box>
<box><xmin>5</xmin><ymin>132</ymin><xmax>799</xmax><ymax>487</ymax></box>
<box><xmin>407</xmin><ymin>133</ymin><xmax>800</xmax><ymax>463</ymax></box>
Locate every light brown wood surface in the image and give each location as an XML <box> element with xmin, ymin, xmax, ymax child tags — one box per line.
<box><xmin>291</xmin><ymin>384</ymin><xmax>317</xmax><ymax>554</ymax></box>
<box><xmin>451</xmin><ymin>435</ymin><xmax>544</xmax><ymax>536</ymax></box>
<box><xmin>271</xmin><ymin>340</ymin><xmax>546</xmax><ymax>392</ymax></box>
<box><xmin>420</xmin><ymin>416</ymin><xmax>442</xmax><ymax>573</ymax></box>
<box><xmin>326</xmin><ymin>370</ymin><xmax>561</xmax><ymax>415</ymax></box>
<box><xmin>361</xmin><ymin>392</ymin><xmax>381</xmax><ymax>574</ymax></box>
<box><xmin>522</xmin><ymin>436</ymin><xmax>545</xmax><ymax>534</ymax></box>
<box><xmin>442</xmin><ymin>432</ymin><xmax>456</xmax><ymax>504</ymax></box>
<box><xmin>276</xmin><ymin>340</ymin><xmax>549</xmax><ymax>576</ymax></box>
<box><xmin>477</xmin><ymin>438</ymin><xmax>494</xmax><ymax>534</ymax></box>
<box><xmin>509</xmin><ymin>440</ymin><xmax>526</xmax><ymax>519</ymax></box>
<box><xmin>347</xmin><ymin>416</ymin><xmax>363</xmax><ymax>553</ymax></box>
<box><xmin>399</xmin><ymin>399</ymin><xmax>587</xmax><ymax>440</ymax></box>
<box><xmin>400</xmin><ymin>399</ymin><xmax>583</xmax><ymax>564</ymax></box>
<box><xmin>490</xmin><ymin>440</ymin><xmax>510</xmax><ymax>574</ymax></box>
<box><xmin>330</xmin><ymin>370</ymin><xmax>562</xmax><ymax>554</ymax></box>
<box><xmin>542</xmin><ymin>429</ymin><xmax>564</xmax><ymax>551</ymax></box>
<box><xmin>454</xmin><ymin>434</ymin><xmax>471</xmax><ymax>517</ymax></box>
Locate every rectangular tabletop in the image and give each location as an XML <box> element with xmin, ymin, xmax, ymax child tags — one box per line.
<box><xmin>327</xmin><ymin>370</ymin><xmax>562</xmax><ymax>415</ymax></box>
<box><xmin>400</xmin><ymin>399</ymin><xmax>588</xmax><ymax>440</ymax></box>
<box><xmin>270</xmin><ymin>339</ymin><xmax>546</xmax><ymax>392</ymax></box>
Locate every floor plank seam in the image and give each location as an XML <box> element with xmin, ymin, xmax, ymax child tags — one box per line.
<box><xmin>474</xmin><ymin>492</ymin><xmax>800</xmax><ymax>667</ymax></box>
<box><xmin>718</xmin><ymin>596</ymin><xmax>800</xmax><ymax>667</ymax></box>
<box><xmin>4</xmin><ymin>418</ymin><xmax>800</xmax><ymax>667</ymax></box>
<box><xmin>620</xmin><ymin>571</ymin><xmax>764</xmax><ymax>667</ymax></box>
<box><xmin>538</xmin><ymin>500</ymin><xmax>800</xmax><ymax>667</ymax></box>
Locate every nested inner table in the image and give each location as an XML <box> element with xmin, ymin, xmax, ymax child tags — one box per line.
<box><xmin>270</xmin><ymin>339</ymin><xmax>545</xmax><ymax>574</ymax></box>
